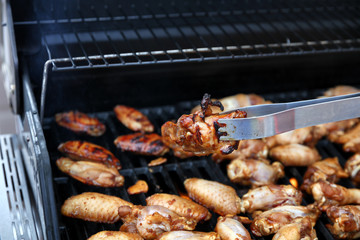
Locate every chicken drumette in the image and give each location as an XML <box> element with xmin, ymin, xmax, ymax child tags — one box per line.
<box><xmin>326</xmin><ymin>205</ymin><xmax>360</xmax><ymax>239</ymax></box>
<box><xmin>345</xmin><ymin>153</ymin><xmax>360</xmax><ymax>186</ymax></box>
<box><xmin>114</xmin><ymin>105</ymin><xmax>154</xmax><ymax>133</ymax></box>
<box><xmin>215</xmin><ymin>216</ymin><xmax>251</xmax><ymax>240</ymax></box>
<box><xmin>272</xmin><ymin>217</ymin><xmax>318</xmax><ymax>240</ymax></box>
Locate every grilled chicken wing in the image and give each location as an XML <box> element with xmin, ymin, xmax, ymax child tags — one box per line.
<box><xmin>335</xmin><ymin>123</ymin><xmax>360</xmax><ymax>145</ymax></box>
<box><xmin>318</xmin><ymin>119</ymin><xmax>360</xmax><ymax>142</ymax></box>
<box><xmin>227</xmin><ymin>158</ymin><xmax>284</xmax><ymax>188</ymax></box>
<box><xmin>114</xmin><ymin>133</ymin><xmax>169</xmax><ymax>156</ymax></box>
<box><xmin>118</xmin><ymin>205</ymin><xmax>197</xmax><ymax>240</ymax></box>
<box><xmin>184</xmin><ymin>178</ymin><xmax>241</xmax><ymax>216</ymax></box>
<box><xmin>56</xmin><ymin>157</ymin><xmax>124</xmax><ymax>187</ymax></box>
<box><xmin>310</xmin><ymin>180</ymin><xmax>360</xmax><ymax>211</ymax></box>
<box><xmin>158</xmin><ymin>231</ymin><xmax>221</xmax><ymax>240</ymax></box>
<box><xmin>269</xmin><ymin>144</ymin><xmax>321</xmax><ymax>167</ymax></box>
<box><xmin>61</xmin><ymin>192</ymin><xmax>133</xmax><ymax>223</ymax></box>
<box><xmin>215</xmin><ymin>216</ymin><xmax>251</xmax><ymax>240</ymax></box>
<box><xmin>250</xmin><ymin>205</ymin><xmax>320</xmax><ymax>237</ymax></box>
<box><xmin>87</xmin><ymin>231</ymin><xmax>143</xmax><ymax>240</ymax></box>
<box><xmin>272</xmin><ymin>217</ymin><xmax>318</xmax><ymax>240</ymax></box>
<box><xmin>323</xmin><ymin>85</ymin><xmax>360</xmax><ymax>97</ymax></box>
<box><xmin>343</xmin><ymin>136</ymin><xmax>360</xmax><ymax>153</ymax></box>
<box><xmin>114</xmin><ymin>105</ymin><xmax>154</xmax><ymax>133</ymax></box>
<box><xmin>326</xmin><ymin>205</ymin><xmax>360</xmax><ymax>239</ymax></box>
<box><xmin>55</xmin><ymin>111</ymin><xmax>106</xmax><ymax>136</ymax></box>
<box><xmin>240</xmin><ymin>185</ymin><xmax>302</xmax><ymax>213</ymax></box>
<box><xmin>345</xmin><ymin>153</ymin><xmax>360</xmax><ymax>185</ymax></box>
<box><xmin>265</xmin><ymin>127</ymin><xmax>313</xmax><ymax>149</ymax></box>
<box><xmin>58</xmin><ymin>141</ymin><xmax>121</xmax><ymax>169</ymax></box>
<box><xmin>146</xmin><ymin>193</ymin><xmax>212</xmax><ymax>222</ymax></box>
<box><xmin>301</xmin><ymin>157</ymin><xmax>348</xmax><ymax>193</ymax></box>
<box><xmin>162</xmin><ymin>94</ymin><xmax>247</xmax><ymax>156</ymax></box>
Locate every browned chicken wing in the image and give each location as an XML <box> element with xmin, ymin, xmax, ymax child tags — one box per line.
<box><xmin>343</xmin><ymin>137</ymin><xmax>360</xmax><ymax>153</ymax></box>
<box><xmin>146</xmin><ymin>193</ymin><xmax>212</xmax><ymax>222</ymax></box>
<box><xmin>114</xmin><ymin>105</ymin><xmax>154</xmax><ymax>133</ymax></box>
<box><xmin>87</xmin><ymin>231</ymin><xmax>143</xmax><ymax>240</ymax></box>
<box><xmin>335</xmin><ymin>123</ymin><xmax>360</xmax><ymax>145</ymax></box>
<box><xmin>272</xmin><ymin>217</ymin><xmax>318</xmax><ymax>240</ymax></box>
<box><xmin>265</xmin><ymin>127</ymin><xmax>313</xmax><ymax>149</ymax></box>
<box><xmin>55</xmin><ymin>111</ymin><xmax>106</xmax><ymax>136</ymax></box>
<box><xmin>240</xmin><ymin>185</ymin><xmax>302</xmax><ymax>213</ymax></box>
<box><xmin>162</xmin><ymin>94</ymin><xmax>247</xmax><ymax>156</ymax></box>
<box><xmin>61</xmin><ymin>192</ymin><xmax>133</xmax><ymax>223</ymax></box>
<box><xmin>319</xmin><ymin>119</ymin><xmax>360</xmax><ymax>142</ymax></box>
<box><xmin>269</xmin><ymin>143</ymin><xmax>321</xmax><ymax>167</ymax></box>
<box><xmin>323</xmin><ymin>85</ymin><xmax>360</xmax><ymax>97</ymax></box>
<box><xmin>56</xmin><ymin>157</ymin><xmax>124</xmax><ymax>187</ymax></box>
<box><xmin>58</xmin><ymin>140</ymin><xmax>121</xmax><ymax>169</ymax></box>
<box><xmin>326</xmin><ymin>205</ymin><xmax>360</xmax><ymax>239</ymax></box>
<box><xmin>158</xmin><ymin>231</ymin><xmax>221</xmax><ymax>240</ymax></box>
<box><xmin>184</xmin><ymin>178</ymin><xmax>241</xmax><ymax>216</ymax></box>
<box><xmin>227</xmin><ymin>158</ymin><xmax>284</xmax><ymax>188</ymax></box>
<box><xmin>215</xmin><ymin>216</ymin><xmax>251</xmax><ymax>240</ymax></box>
<box><xmin>114</xmin><ymin>133</ymin><xmax>169</xmax><ymax>156</ymax></box>
<box><xmin>345</xmin><ymin>153</ymin><xmax>360</xmax><ymax>185</ymax></box>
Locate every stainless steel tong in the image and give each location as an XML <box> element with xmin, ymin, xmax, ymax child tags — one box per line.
<box><xmin>217</xmin><ymin>92</ymin><xmax>360</xmax><ymax>141</ymax></box>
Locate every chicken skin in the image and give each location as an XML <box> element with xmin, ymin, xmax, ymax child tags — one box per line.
<box><xmin>61</xmin><ymin>192</ymin><xmax>133</xmax><ymax>223</ymax></box>
<box><xmin>345</xmin><ymin>153</ymin><xmax>360</xmax><ymax>185</ymax></box>
<box><xmin>184</xmin><ymin>178</ymin><xmax>241</xmax><ymax>216</ymax></box>
<box><xmin>227</xmin><ymin>158</ymin><xmax>284</xmax><ymax>188</ymax></box>
<box><xmin>114</xmin><ymin>105</ymin><xmax>154</xmax><ymax>133</ymax></box>
<box><xmin>55</xmin><ymin>111</ymin><xmax>106</xmax><ymax>136</ymax></box>
<box><xmin>146</xmin><ymin>193</ymin><xmax>212</xmax><ymax>222</ymax></box>
<box><xmin>326</xmin><ymin>205</ymin><xmax>360</xmax><ymax>239</ymax></box>
<box><xmin>162</xmin><ymin>94</ymin><xmax>247</xmax><ymax>156</ymax></box>
<box><xmin>240</xmin><ymin>185</ymin><xmax>302</xmax><ymax>213</ymax></box>
<box><xmin>58</xmin><ymin>141</ymin><xmax>121</xmax><ymax>169</ymax></box>
<box><xmin>56</xmin><ymin>157</ymin><xmax>124</xmax><ymax>187</ymax></box>
<box><xmin>114</xmin><ymin>133</ymin><xmax>169</xmax><ymax>156</ymax></box>
<box><xmin>87</xmin><ymin>231</ymin><xmax>143</xmax><ymax>240</ymax></box>
<box><xmin>158</xmin><ymin>231</ymin><xmax>221</xmax><ymax>240</ymax></box>
<box><xmin>215</xmin><ymin>216</ymin><xmax>251</xmax><ymax>240</ymax></box>
<box><xmin>272</xmin><ymin>217</ymin><xmax>318</xmax><ymax>240</ymax></box>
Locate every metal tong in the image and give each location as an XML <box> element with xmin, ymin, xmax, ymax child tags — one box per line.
<box><xmin>217</xmin><ymin>92</ymin><xmax>360</xmax><ymax>141</ymax></box>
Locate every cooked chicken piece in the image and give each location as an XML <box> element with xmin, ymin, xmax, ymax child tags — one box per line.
<box><xmin>127</xmin><ymin>180</ymin><xmax>148</xmax><ymax>195</ymax></box>
<box><xmin>317</xmin><ymin>119</ymin><xmax>360</xmax><ymax>142</ymax></box>
<box><xmin>310</xmin><ymin>180</ymin><xmax>360</xmax><ymax>211</ymax></box>
<box><xmin>56</xmin><ymin>157</ymin><xmax>124</xmax><ymax>187</ymax></box>
<box><xmin>114</xmin><ymin>133</ymin><xmax>169</xmax><ymax>156</ymax></box>
<box><xmin>250</xmin><ymin>205</ymin><xmax>320</xmax><ymax>237</ymax></box>
<box><xmin>269</xmin><ymin>143</ymin><xmax>321</xmax><ymax>167</ymax></box>
<box><xmin>265</xmin><ymin>127</ymin><xmax>313</xmax><ymax>149</ymax></box>
<box><xmin>212</xmin><ymin>139</ymin><xmax>268</xmax><ymax>163</ymax></box>
<box><xmin>118</xmin><ymin>205</ymin><xmax>196</xmax><ymax>240</ymax></box>
<box><xmin>55</xmin><ymin>111</ymin><xmax>106</xmax><ymax>136</ymax></box>
<box><xmin>61</xmin><ymin>192</ymin><xmax>133</xmax><ymax>223</ymax></box>
<box><xmin>227</xmin><ymin>158</ymin><xmax>284</xmax><ymax>188</ymax></box>
<box><xmin>345</xmin><ymin>153</ymin><xmax>360</xmax><ymax>185</ymax></box>
<box><xmin>146</xmin><ymin>193</ymin><xmax>212</xmax><ymax>222</ymax></box>
<box><xmin>301</xmin><ymin>157</ymin><xmax>348</xmax><ymax>193</ymax></box>
<box><xmin>119</xmin><ymin>222</ymin><xmax>138</xmax><ymax>233</ymax></box>
<box><xmin>173</xmin><ymin>148</ymin><xmax>196</xmax><ymax>159</ymax></box>
<box><xmin>215</xmin><ymin>216</ymin><xmax>251</xmax><ymax>240</ymax></box>
<box><xmin>58</xmin><ymin>141</ymin><xmax>121</xmax><ymax>169</ymax></box>
<box><xmin>158</xmin><ymin>231</ymin><xmax>221</xmax><ymax>240</ymax></box>
<box><xmin>87</xmin><ymin>231</ymin><xmax>143</xmax><ymax>240</ymax></box>
<box><xmin>326</xmin><ymin>205</ymin><xmax>360</xmax><ymax>239</ymax></box>
<box><xmin>162</xmin><ymin>94</ymin><xmax>247</xmax><ymax>156</ymax></box>
<box><xmin>114</xmin><ymin>105</ymin><xmax>154</xmax><ymax>133</ymax></box>
<box><xmin>184</xmin><ymin>178</ymin><xmax>241</xmax><ymax>216</ymax></box>
<box><xmin>343</xmin><ymin>137</ymin><xmax>360</xmax><ymax>153</ymax></box>
<box><xmin>323</xmin><ymin>85</ymin><xmax>360</xmax><ymax>97</ymax></box>
<box><xmin>148</xmin><ymin>157</ymin><xmax>167</xmax><ymax>167</ymax></box>
<box><xmin>335</xmin><ymin>123</ymin><xmax>360</xmax><ymax>144</ymax></box>
<box><xmin>240</xmin><ymin>185</ymin><xmax>302</xmax><ymax>213</ymax></box>
<box><xmin>272</xmin><ymin>217</ymin><xmax>318</xmax><ymax>240</ymax></box>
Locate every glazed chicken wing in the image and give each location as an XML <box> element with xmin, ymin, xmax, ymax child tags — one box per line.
<box><xmin>56</xmin><ymin>157</ymin><xmax>124</xmax><ymax>187</ymax></box>
<box><xmin>114</xmin><ymin>133</ymin><xmax>169</xmax><ymax>156</ymax></box>
<box><xmin>55</xmin><ymin>111</ymin><xmax>106</xmax><ymax>136</ymax></box>
<box><xmin>227</xmin><ymin>158</ymin><xmax>284</xmax><ymax>188</ymax></box>
<box><xmin>272</xmin><ymin>217</ymin><xmax>318</xmax><ymax>240</ymax></box>
<box><xmin>215</xmin><ymin>216</ymin><xmax>251</xmax><ymax>240</ymax></box>
<box><xmin>146</xmin><ymin>193</ymin><xmax>212</xmax><ymax>222</ymax></box>
<box><xmin>61</xmin><ymin>192</ymin><xmax>133</xmax><ymax>223</ymax></box>
<box><xmin>345</xmin><ymin>153</ymin><xmax>360</xmax><ymax>185</ymax></box>
<box><xmin>158</xmin><ymin>231</ymin><xmax>221</xmax><ymax>240</ymax></box>
<box><xmin>114</xmin><ymin>105</ymin><xmax>154</xmax><ymax>133</ymax></box>
<box><xmin>58</xmin><ymin>141</ymin><xmax>121</xmax><ymax>169</ymax></box>
<box><xmin>184</xmin><ymin>178</ymin><xmax>241</xmax><ymax>216</ymax></box>
<box><xmin>87</xmin><ymin>231</ymin><xmax>143</xmax><ymax>240</ymax></box>
<box><xmin>326</xmin><ymin>205</ymin><xmax>360</xmax><ymax>239</ymax></box>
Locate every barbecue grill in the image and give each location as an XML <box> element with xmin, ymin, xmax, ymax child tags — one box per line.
<box><xmin>1</xmin><ymin>0</ymin><xmax>360</xmax><ymax>239</ymax></box>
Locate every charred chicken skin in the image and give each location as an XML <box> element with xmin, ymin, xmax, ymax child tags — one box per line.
<box><xmin>158</xmin><ymin>231</ymin><xmax>221</xmax><ymax>240</ymax></box>
<box><xmin>345</xmin><ymin>153</ymin><xmax>360</xmax><ymax>186</ymax></box>
<box><xmin>55</xmin><ymin>111</ymin><xmax>106</xmax><ymax>136</ymax></box>
<box><xmin>215</xmin><ymin>216</ymin><xmax>252</xmax><ymax>240</ymax></box>
<box><xmin>114</xmin><ymin>133</ymin><xmax>169</xmax><ymax>156</ymax></box>
<box><xmin>272</xmin><ymin>217</ymin><xmax>318</xmax><ymax>240</ymax></box>
<box><xmin>326</xmin><ymin>205</ymin><xmax>360</xmax><ymax>239</ymax></box>
<box><xmin>58</xmin><ymin>140</ymin><xmax>121</xmax><ymax>169</ymax></box>
<box><xmin>162</xmin><ymin>93</ymin><xmax>247</xmax><ymax>156</ymax></box>
<box><xmin>87</xmin><ymin>231</ymin><xmax>144</xmax><ymax>240</ymax></box>
<box><xmin>114</xmin><ymin>105</ymin><xmax>154</xmax><ymax>133</ymax></box>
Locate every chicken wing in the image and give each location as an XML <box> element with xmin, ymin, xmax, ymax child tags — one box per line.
<box><xmin>240</xmin><ymin>185</ymin><xmax>302</xmax><ymax>213</ymax></box>
<box><xmin>345</xmin><ymin>153</ymin><xmax>360</xmax><ymax>185</ymax></box>
<box><xmin>250</xmin><ymin>205</ymin><xmax>320</xmax><ymax>237</ymax></box>
<box><xmin>158</xmin><ymin>231</ymin><xmax>221</xmax><ymax>240</ymax></box>
<box><xmin>227</xmin><ymin>158</ymin><xmax>285</xmax><ymax>188</ymax></box>
<box><xmin>323</xmin><ymin>85</ymin><xmax>360</xmax><ymax>97</ymax></box>
<box><xmin>301</xmin><ymin>157</ymin><xmax>348</xmax><ymax>193</ymax></box>
<box><xmin>326</xmin><ymin>205</ymin><xmax>360</xmax><ymax>239</ymax></box>
<box><xmin>87</xmin><ymin>231</ymin><xmax>143</xmax><ymax>240</ymax></box>
<box><xmin>114</xmin><ymin>105</ymin><xmax>154</xmax><ymax>133</ymax></box>
<box><xmin>215</xmin><ymin>216</ymin><xmax>251</xmax><ymax>240</ymax></box>
<box><xmin>61</xmin><ymin>192</ymin><xmax>133</xmax><ymax>223</ymax></box>
<box><xmin>184</xmin><ymin>178</ymin><xmax>241</xmax><ymax>216</ymax></box>
<box><xmin>146</xmin><ymin>193</ymin><xmax>212</xmax><ymax>222</ymax></box>
<box><xmin>335</xmin><ymin>123</ymin><xmax>360</xmax><ymax>145</ymax></box>
<box><xmin>265</xmin><ymin>127</ymin><xmax>313</xmax><ymax>149</ymax></box>
<box><xmin>269</xmin><ymin>144</ymin><xmax>321</xmax><ymax>167</ymax></box>
<box><xmin>58</xmin><ymin>141</ymin><xmax>121</xmax><ymax>169</ymax></box>
<box><xmin>114</xmin><ymin>133</ymin><xmax>169</xmax><ymax>156</ymax></box>
<box><xmin>319</xmin><ymin>119</ymin><xmax>360</xmax><ymax>142</ymax></box>
<box><xmin>272</xmin><ymin>217</ymin><xmax>318</xmax><ymax>240</ymax></box>
<box><xmin>55</xmin><ymin>110</ymin><xmax>106</xmax><ymax>136</ymax></box>
<box><xmin>162</xmin><ymin>93</ymin><xmax>247</xmax><ymax>156</ymax></box>
<box><xmin>56</xmin><ymin>157</ymin><xmax>124</xmax><ymax>187</ymax></box>
<box><xmin>343</xmin><ymin>137</ymin><xmax>360</xmax><ymax>153</ymax></box>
